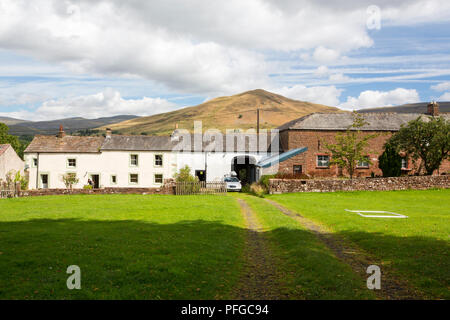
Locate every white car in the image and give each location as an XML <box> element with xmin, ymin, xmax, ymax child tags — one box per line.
<box><xmin>224</xmin><ymin>177</ymin><xmax>242</xmax><ymax>192</ymax></box>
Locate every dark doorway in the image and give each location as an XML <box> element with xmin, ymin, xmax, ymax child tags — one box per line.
<box><xmin>40</xmin><ymin>174</ymin><xmax>49</xmax><ymax>189</ymax></box>
<box><xmin>90</xmin><ymin>174</ymin><xmax>100</xmax><ymax>189</ymax></box>
<box><xmin>195</xmin><ymin>170</ymin><xmax>206</xmax><ymax>182</ymax></box>
<box><xmin>231</xmin><ymin>156</ymin><xmax>257</xmax><ymax>185</ymax></box>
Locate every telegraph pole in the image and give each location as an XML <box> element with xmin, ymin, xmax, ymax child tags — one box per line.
<box><xmin>257</xmin><ymin>108</ymin><xmax>260</xmax><ymax>153</ymax></box>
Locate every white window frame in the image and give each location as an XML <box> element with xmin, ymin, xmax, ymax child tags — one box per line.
<box><xmin>316</xmin><ymin>155</ymin><xmax>330</xmax><ymax>168</ymax></box>
<box><xmin>154</xmin><ymin>154</ymin><xmax>163</xmax><ymax>167</ymax></box>
<box><xmin>154</xmin><ymin>174</ymin><xmax>163</xmax><ymax>184</ymax></box>
<box><xmin>67</xmin><ymin>158</ymin><xmax>77</xmax><ymax>168</ymax></box>
<box><xmin>129</xmin><ymin>173</ymin><xmax>139</xmax><ymax>184</ymax></box>
<box><xmin>130</xmin><ymin>154</ymin><xmax>139</xmax><ymax>167</ymax></box>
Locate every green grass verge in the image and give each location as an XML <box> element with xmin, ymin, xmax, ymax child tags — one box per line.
<box><xmin>233</xmin><ymin>193</ymin><xmax>375</xmax><ymax>299</ymax></box>
<box><xmin>0</xmin><ymin>194</ymin><xmax>245</xmax><ymax>299</ymax></box>
<box><xmin>268</xmin><ymin>189</ymin><xmax>450</xmax><ymax>299</ymax></box>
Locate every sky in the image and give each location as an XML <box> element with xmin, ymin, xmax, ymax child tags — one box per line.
<box><xmin>0</xmin><ymin>0</ymin><xmax>449</xmax><ymax>121</ymax></box>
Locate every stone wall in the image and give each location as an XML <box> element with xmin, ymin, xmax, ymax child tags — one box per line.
<box><xmin>19</xmin><ymin>186</ymin><xmax>175</xmax><ymax>197</ymax></box>
<box><xmin>268</xmin><ymin>175</ymin><xmax>450</xmax><ymax>194</ymax></box>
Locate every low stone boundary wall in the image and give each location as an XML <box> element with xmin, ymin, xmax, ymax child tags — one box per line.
<box><xmin>19</xmin><ymin>186</ymin><xmax>175</xmax><ymax>197</ymax></box>
<box><xmin>268</xmin><ymin>175</ymin><xmax>450</xmax><ymax>194</ymax></box>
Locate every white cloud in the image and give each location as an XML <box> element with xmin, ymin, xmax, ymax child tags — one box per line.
<box><xmin>273</xmin><ymin>84</ymin><xmax>343</xmax><ymax>106</ymax></box>
<box><xmin>0</xmin><ymin>88</ymin><xmax>177</xmax><ymax>121</ymax></box>
<box><xmin>313</xmin><ymin>47</ymin><xmax>341</xmax><ymax>64</ymax></box>
<box><xmin>339</xmin><ymin>88</ymin><xmax>420</xmax><ymax>110</ymax></box>
<box><xmin>438</xmin><ymin>92</ymin><xmax>450</xmax><ymax>101</ymax></box>
<box><xmin>431</xmin><ymin>82</ymin><xmax>450</xmax><ymax>91</ymax></box>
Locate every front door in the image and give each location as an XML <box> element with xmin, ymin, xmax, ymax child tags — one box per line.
<box><xmin>90</xmin><ymin>175</ymin><xmax>100</xmax><ymax>189</ymax></box>
<box><xmin>40</xmin><ymin>174</ymin><xmax>49</xmax><ymax>189</ymax></box>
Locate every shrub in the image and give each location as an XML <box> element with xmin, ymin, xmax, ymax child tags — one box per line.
<box><xmin>83</xmin><ymin>185</ymin><xmax>93</xmax><ymax>190</ymax></box>
<box><xmin>379</xmin><ymin>143</ymin><xmax>402</xmax><ymax>177</ymax></box>
<box><xmin>174</xmin><ymin>165</ymin><xmax>198</xmax><ymax>183</ymax></box>
<box><xmin>249</xmin><ymin>183</ymin><xmax>265</xmax><ymax>198</ymax></box>
<box><xmin>259</xmin><ymin>174</ymin><xmax>276</xmax><ymax>190</ymax></box>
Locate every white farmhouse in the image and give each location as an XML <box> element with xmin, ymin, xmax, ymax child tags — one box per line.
<box><xmin>0</xmin><ymin>144</ymin><xmax>24</xmax><ymax>182</ymax></box>
<box><xmin>24</xmin><ymin>126</ymin><xmax>301</xmax><ymax>190</ymax></box>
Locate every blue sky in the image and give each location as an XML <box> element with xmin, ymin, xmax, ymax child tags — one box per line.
<box><xmin>0</xmin><ymin>0</ymin><xmax>449</xmax><ymax>121</ymax></box>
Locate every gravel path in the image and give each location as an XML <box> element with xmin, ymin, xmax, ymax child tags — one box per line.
<box><xmin>231</xmin><ymin>198</ymin><xmax>290</xmax><ymax>300</ymax></box>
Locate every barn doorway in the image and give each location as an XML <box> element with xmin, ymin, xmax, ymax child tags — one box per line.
<box><xmin>231</xmin><ymin>156</ymin><xmax>257</xmax><ymax>185</ymax></box>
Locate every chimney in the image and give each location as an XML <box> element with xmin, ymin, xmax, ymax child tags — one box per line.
<box><xmin>57</xmin><ymin>125</ymin><xmax>66</xmax><ymax>138</ymax></box>
<box><xmin>427</xmin><ymin>101</ymin><xmax>439</xmax><ymax>116</ymax></box>
<box><xmin>106</xmin><ymin>128</ymin><xmax>112</xmax><ymax>138</ymax></box>
<box><xmin>175</xmin><ymin>123</ymin><xmax>179</xmax><ymax>129</ymax></box>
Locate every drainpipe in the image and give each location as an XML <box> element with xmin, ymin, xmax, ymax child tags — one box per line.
<box><xmin>35</xmin><ymin>152</ymin><xmax>40</xmax><ymax>189</ymax></box>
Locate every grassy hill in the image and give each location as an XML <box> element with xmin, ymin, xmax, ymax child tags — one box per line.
<box><xmin>100</xmin><ymin>89</ymin><xmax>343</xmax><ymax>135</ymax></box>
<box><xmin>358</xmin><ymin>102</ymin><xmax>450</xmax><ymax>114</ymax></box>
<box><xmin>5</xmin><ymin>115</ymin><xmax>138</xmax><ymax>136</ymax></box>
<box><xmin>0</xmin><ymin>116</ymin><xmax>28</xmax><ymax>126</ymax></box>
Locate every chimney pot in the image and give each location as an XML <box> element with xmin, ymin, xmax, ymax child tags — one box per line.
<box><xmin>57</xmin><ymin>125</ymin><xmax>66</xmax><ymax>138</ymax></box>
<box><xmin>106</xmin><ymin>128</ymin><xmax>112</xmax><ymax>138</ymax></box>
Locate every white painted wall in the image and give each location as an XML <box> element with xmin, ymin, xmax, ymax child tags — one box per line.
<box><xmin>175</xmin><ymin>151</ymin><xmax>269</xmax><ymax>181</ymax></box>
<box><xmin>0</xmin><ymin>146</ymin><xmax>24</xmax><ymax>181</ymax></box>
<box><xmin>25</xmin><ymin>151</ymin><xmax>176</xmax><ymax>189</ymax></box>
<box><xmin>24</xmin><ymin>150</ymin><xmax>273</xmax><ymax>189</ymax></box>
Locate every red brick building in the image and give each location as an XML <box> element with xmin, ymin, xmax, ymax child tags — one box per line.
<box><xmin>276</xmin><ymin>103</ymin><xmax>450</xmax><ymax>178</ymax></box>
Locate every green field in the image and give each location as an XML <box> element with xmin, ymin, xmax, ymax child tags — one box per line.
<box><xmin>268</xmin><ymin>189</ymin><xmax>450</xmax><ymax>299</ymax></box>
<box><xmin>0</xmin><ymin>190</ymin><xmax>448</xmax><ymax>299</ymax></box>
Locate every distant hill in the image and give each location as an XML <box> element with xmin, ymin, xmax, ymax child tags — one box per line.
<box><xmin>358</xmin><ymin>102</ymin><xmax>450</xmax><ymax>114</ymax></box>
<box><xmin>100</xmin><ymin>89</ymin><xmax>344</xmax><ymax>135</ymax></box>
<box><xmin>0</xmin><ymin>116</ymin><xmax>28</xmax><ymax>126</ymax></box>
<box><xmin>4</xmin><ymin>115</ymin><xmax>138</xmax><ymax>136</ymax></box>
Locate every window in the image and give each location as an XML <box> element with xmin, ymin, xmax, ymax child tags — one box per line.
<box><xmin>317</xmin><ymin>155</ymin><xmax>330</xmax><ymax>167</ymax></box>
<box><xmin>32</xmin><ymin>158</ymin><xmax>38</xmax><ymax>167</ymax></box>
<box><xmin>111</xmin><ymin>175</ymin><xmax>117</xmax><ymax>184</ymax></box>
<box><xmin>67</xmin><ymin>158</ymin><xmax>77</xmax><ymax>168</ymax></box>
<box><xmin>130</xmin><ymin>154</ymin><xmax>138</xmax><ymax>166</ymax></box>
<box><xmin>357</xmin><ymin>156</ymin><xmax>370</xmax><ymax>168</ymax></box>
<box><xmin>293</xmin><ymin>165</ymin><xmax>302</xmax><ymax>175</ymax></box>
<box><xmin>129</xmin><ymin>174</ymin><xmax>139</xmax><ymax>184</ymax></box>
<box><xmin>401</xmin><ymin>158</ymin><xmax>408</xmax><ymax>169</ymax></box>
<box><xmin>154</xmin><ymin>174</ymin><xmax>163</xmax><ymax>184</ymax></box>
<box><xmin>154</xmin><ymin>154</ymin><xmax>163</xmax><ymax>166</ymax></box>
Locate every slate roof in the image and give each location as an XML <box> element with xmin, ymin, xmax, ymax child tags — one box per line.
<box><xmin>277</xmin><ymin>112</ymin><xmax>450</xmax><ymax>131</ymax></box>
<box><xmin>101</xmin><ymin>135</ymin><xmax>175</xmax><ymax>151</ymax></box>
<box><xmin>0</xmin><ymin>144</ymin><xmax>10</xmax><ymax>156</ymax></box>
<box><xmin>101</xmin><ymin>133</ymin><xmax>280</xmax><ymax>152</ymax></box>
<box><xmin>24</xmin><ymin>135</ymin><xmax>105</xmax><ymax>153</ymax></box>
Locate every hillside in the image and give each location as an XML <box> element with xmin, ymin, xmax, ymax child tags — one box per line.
<box><xmin>358</xmin><ymin>102</ymin><xmax>450</xmax><ymax>114</ymax></box>
<box><xmin>5</xmin><ymin>115</ymin><xmax>138</xmax><ymax>136</ymax></box>
<box><xmin>0</xmin><ymin>116</ymin><xmax>28</xmax><ymax>126</ymax></box>
<box><xmin>101</xmin><ymin>89</ymin><xmax>343</xmax><ymax>135</ymax></box>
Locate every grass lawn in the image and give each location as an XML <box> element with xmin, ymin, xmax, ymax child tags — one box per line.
<box><xmin>233</xmin><ymin>193</ymin><xmax>375</xmax><ymax>299</ymax></box>
<box><xmin>268</xmin><ymin>189</ymin><xmax>450</xmax><ymax>299</ymax></box>
<box><xmin>0</xmin><ymin>194</ymin><xmax>246</xmax><ymax>299</ymax></box>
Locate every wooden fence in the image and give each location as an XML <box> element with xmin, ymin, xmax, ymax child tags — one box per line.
<box><xmin>175</xmin><ymin>181</ymin><xmax>227</xmax><ymax>195</ymax></box>
<box><xmin>0</xmin><ymin>182</ymin><xmax>19</xmax><ymax>198</ymax></box>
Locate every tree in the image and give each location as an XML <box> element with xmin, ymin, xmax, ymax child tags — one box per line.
<box><xmin>324</xmin><ymin>112</ymin><xmax>378</xmax><ymax>179</ymax></box>
<box><xmin>378</xmin><ymin>143</ymin><xmax>402</xmax><ymax>177</ymax></box>
<box><xmin>0</xmin><ymin>123</ymin><xmax>25</xmax><ymax>159</ymax></box>
<box><xmin>174</xmin><ymin>165</ymin><xmax>198</xmax><ymax>183</ymax></box>
<box><xmin>62</xmin><ymin>173</ymin><xmax>79</xmax><ymax>190</ymax></box>
<box><xmin>388</xmin><ymin>116</ymin><xmax>450</xmax><ymax>175</ymax></box>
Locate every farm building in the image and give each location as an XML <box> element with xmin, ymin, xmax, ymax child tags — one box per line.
<box><xmin>23</xmin><ymin>102</ymin><xmax>449</xmax><ymax>189</ymax></box>
<box><xmin>0</xmin><ymin>144</ymin><xmax>24</xmax><ymax>182</ymax></box>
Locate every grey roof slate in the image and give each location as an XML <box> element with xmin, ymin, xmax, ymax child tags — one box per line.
<box><xmin>24</xmin><ymin>135</ymin><xmax>105</xmax><ymax>153</ymax></box>
<box><xmin>277</xmin><ymin>112</ymin><xmax>450</xmax><ymax>131</ymax></box>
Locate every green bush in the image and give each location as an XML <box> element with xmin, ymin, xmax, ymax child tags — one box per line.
<box><xmin>259</xmin><ymin>174</ymin><xmax>276</xmax><ymax>190</ymax></box>
<box><xmin>83</xmin><ymin>185</ymin><xmax>93</xmax><ymax>190</ymax></box>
